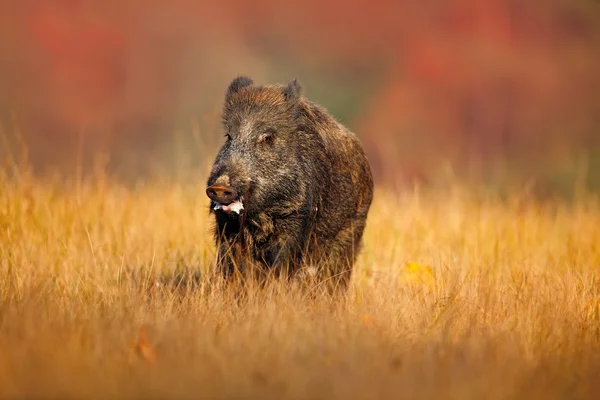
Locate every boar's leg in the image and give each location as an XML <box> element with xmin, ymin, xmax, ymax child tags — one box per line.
<box><xmin>317</xmin><ymin>217</ymin><xmax>368</xmax><ymax>295</ymax></box>
<box><xmin>259</xmin><ymin>236</ymin><xmax>304</xmax><ymax>280</ymax></box>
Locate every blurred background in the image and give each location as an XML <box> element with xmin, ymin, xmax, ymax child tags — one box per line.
<box><xmin>1</xmin><ymin>0</ymin><xmax>599</xmax><ymax>196</ymax></box>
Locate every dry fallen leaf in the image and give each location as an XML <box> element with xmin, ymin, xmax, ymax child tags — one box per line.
<box><xmin>401</xmin><ymin>261</ymin><xmax>434</xmax><ymax>286</ymax></box>
<box><xmin>361</xmin><ymin>314</ymin><xmax>377</xmax><ymax>330</ymax></box>
<box><xmin>135</xmin><ymin>327</ymin><xmax>157</xmax><ymax>364</ymax></box>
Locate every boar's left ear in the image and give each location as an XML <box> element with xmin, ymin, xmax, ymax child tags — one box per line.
<box><xmin>226</xmin><ymin>76</ymin><xmax>253</xmax><ymax>101</ymax></box>
<box><xmin>283</xmin><ymin>79</ymin><xmax>302</xmax><ymax>102</ymax></box>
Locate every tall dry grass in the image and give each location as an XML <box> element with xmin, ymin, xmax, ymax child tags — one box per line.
<box><xmin>1</xmin><ymin>166</ymin><xmax>599</xmax><ymax>399</ymax></box>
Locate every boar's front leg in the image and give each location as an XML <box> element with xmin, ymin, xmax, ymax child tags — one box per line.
<box><xmin>258</xmin><ymin>215</ymin><xmax>308</xmax><ymax>279</ymax></box>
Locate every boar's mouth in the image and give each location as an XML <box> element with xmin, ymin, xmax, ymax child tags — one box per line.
<box><xmin>212</xmin><ymin>198</ymin><xmax>245</xmax><ymax>215</ymax></box>
<box><xmin>212</xmin><ymin>197</ymin><xmax>247</xmax><ymax>241</ymax></box>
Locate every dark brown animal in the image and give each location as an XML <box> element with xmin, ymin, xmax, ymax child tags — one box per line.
<box><xmin>206</xmin><ymin>76</ymin><xmax>373</xmax><ymax>293</ymax></box>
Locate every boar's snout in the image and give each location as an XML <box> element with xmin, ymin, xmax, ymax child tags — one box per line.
<box><xmin>206</xmin><ymin>184</ymin><xmax>238</xmax><ymax>204</ymax></box>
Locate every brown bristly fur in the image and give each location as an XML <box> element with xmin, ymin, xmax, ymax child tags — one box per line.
<box><xmin>206</xmin><ymin>76</ymin><xmax>374</xmax><ymax>294</ymax></box>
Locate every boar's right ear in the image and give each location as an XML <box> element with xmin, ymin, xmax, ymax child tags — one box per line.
<box><xmin>226</xmin><ymin>76</ymin><xmax>253</xmax><ymax>101</ymax></box>
<box><xmin>283</xmin><ymin>79</ymin><xmax>302</xmax><ymax>102</ymax></box>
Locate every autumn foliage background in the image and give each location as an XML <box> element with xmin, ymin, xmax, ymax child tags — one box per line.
<box><xmin>2</xmin><ymin>0</ymin><xmax>599</xmax><ymax>193</ymax></box>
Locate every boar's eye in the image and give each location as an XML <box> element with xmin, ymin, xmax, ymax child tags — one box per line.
<box><xmin>258</xmin><ymin>129</ymin><xmax>276</xmax><ymax>145</ymax></box>
<box><xmin>261</xmin><ymin>134</ymin><xmax>273</xmax><ymax>144</ymax></box>
<box><xmin>224</xmin><ymin>132</ymin><xmax>232</xmax><ymax>141</ymax></box>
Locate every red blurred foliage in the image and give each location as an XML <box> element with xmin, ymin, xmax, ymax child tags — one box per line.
<box><xmin>1</xmin><ymin>0</ymin><xmax>599</xmax><ymax>185</ymax></box>
<box><xmin>27</xmin><ymin>2</ymin><xmax>125</xmax><ymax>125</ymax></box>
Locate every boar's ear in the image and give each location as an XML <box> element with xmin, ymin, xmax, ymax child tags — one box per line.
<box><xmin>283</xmin><ymin>79</ymin><xmax>302</xmax><ymax>102</ymax></box>
<box><xmin>226</xmin><ymin>76</ymin><xmax>253</xmax><ymax>101</ymax></box>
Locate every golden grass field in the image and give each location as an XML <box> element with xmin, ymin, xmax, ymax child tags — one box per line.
<box><xmin>1</xmin><ymin>166</ymin><xmax>600</xmax><ymax>399</ymax></box>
